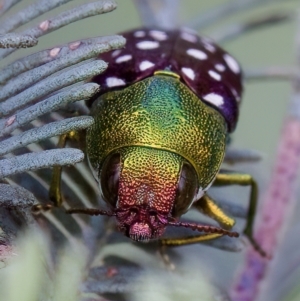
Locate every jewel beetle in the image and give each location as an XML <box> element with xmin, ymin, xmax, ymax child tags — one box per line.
<box><xmin>48</xmin><ymin>28</ymin><xmax>263</xmax><ymax>254</ymax></box>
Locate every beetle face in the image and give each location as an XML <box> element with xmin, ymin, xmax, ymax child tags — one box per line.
<box><xmin>99</xmin><ymin>147</ymin><xmax>198</xmax><ymax>241</ymax></box>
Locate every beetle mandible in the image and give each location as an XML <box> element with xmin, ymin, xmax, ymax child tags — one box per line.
<box><xmin>46</xmin><ymin>28</ymin><xmax>263</xmax><ymax>254</ymax></box>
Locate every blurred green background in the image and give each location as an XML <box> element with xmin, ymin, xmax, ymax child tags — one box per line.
<box><xmin>4</xmin><ymin>0</ymin><xmax>300</xmax><ymax>169</ymax></box>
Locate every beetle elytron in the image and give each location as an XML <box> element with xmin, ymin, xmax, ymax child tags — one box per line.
<box><xmin>45</xmin><ymin>28</ymin><xmax>264</xmax><ymax>254</ymax></box>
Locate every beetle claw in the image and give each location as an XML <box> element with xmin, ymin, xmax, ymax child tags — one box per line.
<box><xmin>245</xmin><ymin>234</ymin><xmax>271</xmax><ymax>259</ymax></box>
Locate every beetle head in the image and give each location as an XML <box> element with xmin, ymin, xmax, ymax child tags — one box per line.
<box><xmin>99</xmin><ymin>146</ymin><xmax>199</xmax><ymax>241</ymax></box>
<box><xmin>74</xmin><ymin>146</ymin><xmax>238</xmax><ymax>241</ymax></box>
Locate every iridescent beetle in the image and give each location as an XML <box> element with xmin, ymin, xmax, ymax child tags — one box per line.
<box><xmin>47</xmin><ymin>28</ymin><xmax>263</xmax><ymax>254</ymax></box>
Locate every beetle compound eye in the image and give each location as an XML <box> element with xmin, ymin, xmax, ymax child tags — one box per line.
<box><xmin>100</xmin><ymin>153</ymin><xmax>121</xmax><ymax>207</ymax></box>
<box><xmin>173</xmin><ymin>163</ymin><xmax>198</xmax><ymax>217</ymax></box>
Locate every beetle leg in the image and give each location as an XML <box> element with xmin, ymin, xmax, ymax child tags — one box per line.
<box><xmin>193</xmin><ymin>194</ymin><xmax>235</xmax><ymax>230</ymax></box>
<box><xmin>48</xmin><ymin>133</ymin><xmax>68</xmax><ymax>207</ymax></box>
<box><xmin>160</xmin><ymin>233</ymin><xmax>223</xmax><ymax>247</ymax></box>
<box><xmin>212</xmin><ymin>170</ymin><xmax>257</xmax><ymax>242</ymax></box>
<box><xmin>211</xmin><ymin>170</ymin><xmax>268</xmax><ymax>256</ymax></box>
<box><xmin>32</xmin><ymin>130</ymin><xmax>83</xmax><ymax>213</ymax></box>
<box><xmin>49</xmin><ymin>130</ymin><xmax>82</xmax><ymax>207</ymax></box>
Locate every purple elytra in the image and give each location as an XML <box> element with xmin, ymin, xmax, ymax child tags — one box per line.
<box><xmin>92</xmin><ymin>28</ymin><xmax>243</xmax><ymax>132</ymax></box>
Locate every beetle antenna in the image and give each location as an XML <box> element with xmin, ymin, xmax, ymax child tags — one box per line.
<box><xmin>66</xmin><ymin>208</ymin><xmax>116</xmax><ymax>217</ymax></box>
<box><xmin>168</xmin><ymin>221</ymin><xmax>239</xmax><ymax>238</ymax></box>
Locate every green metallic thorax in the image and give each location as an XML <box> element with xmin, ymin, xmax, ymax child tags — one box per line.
<box><xmin>87</xmin><ymin>73</ymin><xmax>227</xmax><ymax>189</ymax></box>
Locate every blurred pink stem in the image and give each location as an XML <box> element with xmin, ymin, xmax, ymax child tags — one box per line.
<box><xmin>230</xmin><ymin>117</ymin><xmax>300</xmax><ymax>301</ymax></box>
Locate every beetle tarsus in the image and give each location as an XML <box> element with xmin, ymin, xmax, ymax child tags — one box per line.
<box><xmin>247</xmin><ymin>235</ymin><xmax>271</xmax><ymax>259</ymax></box>
<box><xmin>31</xmin><ymin>203</ymin><xmax>54</xmax><ymax>214</ymax></box>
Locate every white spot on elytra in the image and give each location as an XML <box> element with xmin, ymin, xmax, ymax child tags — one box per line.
<box><xmin>111</xmin><ymin>49</ymin><xmax>121</xmax><ymax>57</ymax></box>
<box><xmin>187</xmin><ymin>48</ymin><xmax>207</xmax><ymax>60</ymax></box>
<box><xmin>181</xmin><ymin>67</ymin><xmax>195</xmax><ymax>80</ymax></box>
<box><xmin>136</xmin><ymin>40</ymin><xmax>159</xmax><ymax>50</ymax></box>
<box><xmin>139</xmin><ymin>60</ymin><xmax>155</xmax><ymax>71</ymax></box>
<box><xmin>180</xmin><ymin>32</ymin><xmax>197</xmax><ymax>43</ymax></box>
<box><xmin>224</xmin><ymin>54</ymin><xmax>240</xmax><ymax>74</ymax></box>
<box><xmin>203</xmin><ymin>42</ymin><xmax>216</xmax><ymax>53</ymax></box>
<box><xmin>208</xmin><ymin>70</ymin><xmax>221</xmax><ymax>81</ymax></box>
<box><xmin>106</xmin><ymin>77</ymin><xmax>126</xmax><ymax>87</ymax></box>
<box><xmin>116</xmin><ymin>54</ymin><xmax>132</xmax><ymax>63</ymax></box>
<box><xmin>134</xmin><ymin>31</ymin><xmax>146</xmax><ymax>38</ymax></box>
<box><xmin>203</xmin><ymin>93</ymin><xmax>224</xmax><ymax>107</ymax></box>
<box><xmin>149</xmin><ymin>30</ymin><xmax>168</xmax><ymax>41</ymax></box>
<box><xmin>215</xmin><ymin>64</ymin><xmax>225</xmax><ymax>72</ymax></box>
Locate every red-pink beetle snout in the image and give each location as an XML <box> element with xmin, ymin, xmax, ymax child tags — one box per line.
<box><xmin>116</xmin><ymin>206</ymin><xmax>168</xmax><ymax>241</ymax></box>
<box><xmin>129</xmin><ymin>221</ymin><xmax>152</xmax><ymax>241</ymax></box>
